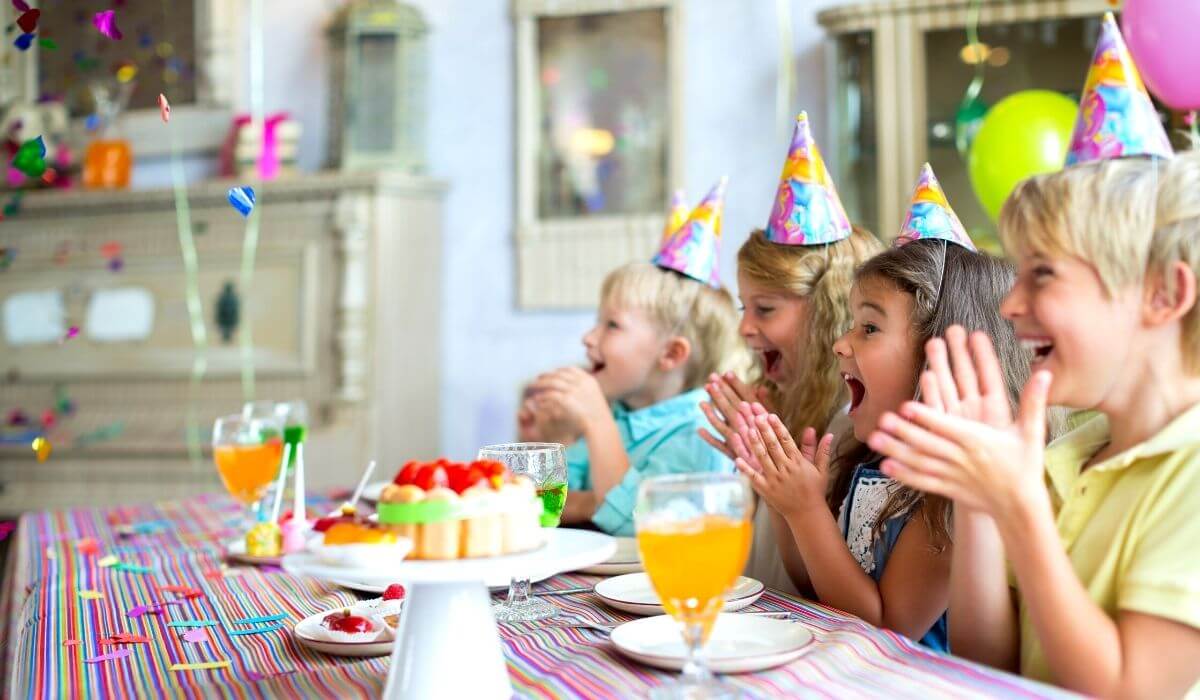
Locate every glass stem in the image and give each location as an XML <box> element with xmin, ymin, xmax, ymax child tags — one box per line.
<box><xmin>680</xmin><ymin>621</ymin><xmax>712</xmax><ymax>687</ymax></box>
<box><xmin>506</xmin><ymin>576</ymin><xmax>531</xmax><ymax>606</ymax></box>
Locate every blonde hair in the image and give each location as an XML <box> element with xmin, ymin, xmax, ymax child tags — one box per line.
<box><xmin>600</xmin><ymin>263</ymin><xmax>750</xmax><ymax>389</ymax></box>
<box><xmin>736</xmin><ymin>227</ymin><xmax>883</xmax><ymax>436</ymax></box>
<box><xmin>1000</xmin><ymin>151</ymin><xmax>1200</xmax><ymax>371</ymax></box>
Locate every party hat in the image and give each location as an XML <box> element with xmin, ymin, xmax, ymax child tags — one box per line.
<box><xmin>765</xmin><ymin>112</ymin><xmax>853</xmax><ymax>246</ymax></box>
<box><xmin>653</xmin><ymin>177</ymin><xmax>727</xmax><ymax>288</ymax></box>
<box><xmin>896</xmin><ymin>164</ymin><xmax>975</xmax><ymax>250</ymax></box>
<box><xmin>1065</xmin><ymin>12</ymin><xmax>1173</xmax><ymax>165</ymax></box>
<box><xmin>662</xmin><ymin>188</ymin><xmax>689</xmax><ymax>242</ymax></box>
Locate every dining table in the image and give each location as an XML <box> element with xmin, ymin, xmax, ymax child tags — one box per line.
<box><xmin>0</xmin><ymin>492</ymin><xmax>1077</xmax><ymax>699</ymax></box>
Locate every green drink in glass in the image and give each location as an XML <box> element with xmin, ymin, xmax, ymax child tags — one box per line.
<box><xmin>536</xmin><ymin>481</ymin><xmax>568</xmax><ymax>527</ymax></box>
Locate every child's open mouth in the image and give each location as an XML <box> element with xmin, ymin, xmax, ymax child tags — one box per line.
<box><xmin>589</xmin><ymin>361</ymin><xmax>606</xmax><ymax>374</ymax></box>
<box><xmin>1021</xmin><ymin>338</ymin><xmax>1055</xmax><ymax>366</ymax></box>
<box><xmin>761</xmin><ymin>350</ymin><xmax>782</xmax><ymax>379</ymax></box>
<box><xmin>843</xmin><ymin>373</ymin><xmax>866</xmax><ymax>415</ymax></box>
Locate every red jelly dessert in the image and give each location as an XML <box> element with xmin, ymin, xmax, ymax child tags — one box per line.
<box><xmin>322</xmin><ymin>610</ymin><xmax>374</xmax><ymax>634</ymax></box>
<box><xmin>382</xmin><ymin>583</ymin><xmax>406</xmax><ymax>601</ymax></box>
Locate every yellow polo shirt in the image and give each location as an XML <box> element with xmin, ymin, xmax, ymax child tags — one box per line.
<box><xmin>1018</xmin><ymin>401</ymin><xmax>1200</xmax><ymax>694</ymax></box>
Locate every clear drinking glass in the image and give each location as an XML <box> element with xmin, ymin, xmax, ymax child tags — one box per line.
<box><xmin>476</xmin><ymin>442</ymin><xmax>568</xmax><ymax>622</ymax></box>
<box><xmin>635</xmin><ymin>473</ymin><xmax>753</xmax><ymax>700</ymax></box>
<box><xmin>212</xmin><ymin>413</ymin><xmax>284</xmax><ymax>532</ymax></box>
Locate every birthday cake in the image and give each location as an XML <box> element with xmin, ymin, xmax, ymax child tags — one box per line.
<box><xmin>376</xmin><ymin>459</ymin><xmax>544</xmax><ymax>560</ymax></box>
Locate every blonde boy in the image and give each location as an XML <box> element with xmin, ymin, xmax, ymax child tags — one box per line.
<box><xmin>528</xmin><ymin>262</ymin><xmax>746</xmax><ymax>535</ymax></box>
<box><xmin>868</xmin><ymin>152</ymin><xmax>1200</xmax><ymax>697</ymax></box>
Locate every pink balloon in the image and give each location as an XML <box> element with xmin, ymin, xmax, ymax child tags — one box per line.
<box><xmin>1123</xmin><ymin>0</ymin><xmax>1200</xmax><ymax>111</ymax></box>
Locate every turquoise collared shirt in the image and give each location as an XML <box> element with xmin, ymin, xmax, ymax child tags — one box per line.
<box><xmin>566</xmin><ymin>388</ymin><xmax>733</xmax><ymax>536</ymax></box>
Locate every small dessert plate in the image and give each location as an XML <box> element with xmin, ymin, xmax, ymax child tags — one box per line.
<box><xmin>292</xmin><ymin>599</ymin><xmax>404</xmax><ymax>658</ymax></box>
<box><xmin>594</xmin><ymin>573</ymin><xmax>764</xmax><ymax>616</ymax></box>
<box><xmin>575</xmin><ymin>537</ymin><xmax>642</xmax><ymax>576</ymax></box>
<box><xmin>224</xmin><ymin>539</ymin><xmax>282</xmax><ymax>567</ymax></box>
<box><xmin>610</xmin><ymin>613</ymin><xmax>814</xmax><ymax>673</ymax></box>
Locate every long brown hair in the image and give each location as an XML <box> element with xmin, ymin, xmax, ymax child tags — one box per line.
<box><xmin>736</xmin><ymin>226</ymin><xmax>883</xmax><ymax>437</ymax></box>
<box><xmin>828</xmin><ymin>239</ymin><xmax>1029</xmax><ymax>549</ymax></box>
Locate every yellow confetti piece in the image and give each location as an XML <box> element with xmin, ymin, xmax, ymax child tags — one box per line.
<box><xmin>78</xmin><ymin>590</ymin><xmax>104</xmax><ymax>600</ymax></box>
<box><xmin>169</xmin><ymin>660</ymin><xmax>231</xmax><ymax>672</ymax></box>
<box><xmin>32</xmin><ymin>436</ymin><xmax>51</xmax><ymax>462</ymax></box>
<box><xmin>116</xmin><ymin>64</ymin><xmax>138</xmax><ymax>83</ymax></box>
<box><xmin>97</xmin><ymin>555</ymin><xmax>119</xmax><ymax>568</ymax></box>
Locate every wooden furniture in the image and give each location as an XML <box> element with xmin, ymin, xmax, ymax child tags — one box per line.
<box><xmin>818</xmin><ymin>0</ymin><xmax>1112</xmax><ymax>244</ymax></box>
<box><xmin>0</xmin><ymin>171</ymin><xmax>444</xmax><ymax>514</ymax></box>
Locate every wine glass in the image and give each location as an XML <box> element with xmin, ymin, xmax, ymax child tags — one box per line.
<box><xmin>212</xmin><ymin>413</ymin><xmax>284</xmax><ymax>533</ymax></box>
<box><xmin>635</xmin><ymin>473</ymin><xmax>753</xmax><ymax>700</ymax></box>
<box><xmin>476</xmin><ymin>442</ymin><xmax>568</xmax><ymax>622</ymax></box>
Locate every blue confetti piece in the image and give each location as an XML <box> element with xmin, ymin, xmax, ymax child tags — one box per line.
<box><xmin>131</xmin><ymin>520</ymin><xmax>171</xmax><ymax>534</ymax></box>
<box><xmin>232</xmin><ymin>613</ymin><xmax>285</xmax><ymax>625</ymax></box>
<box><xmin>167</xmin><ymin>620</ymin><xmax>219</xmax><ymax>628</ymax></box>
<box><xmin>227</xmin><ymin>186</ymin><xmax>255</xmax><ymax>218</ymax></box>
<box><xmin>13</xmin><ymin>32</ymin><xmax>33</xmax><ymax>51</ymax></box>
<box><xmin>85</xmin><ymin>114</ymin><xmax>100</xmax><ymax>131</ymax></box>
<box><xmin>228</xmin><ymin>624</ymin><xmax>283</xmax><ymax>636</ymax></box>
<box><xmin>112</xmin><ymin>562</ymin><xmax>153</xmax><ymax>574</ymax></box>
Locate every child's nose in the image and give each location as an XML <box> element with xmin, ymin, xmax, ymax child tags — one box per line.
<box><xmin>832</xmin><ymin>330</ymin><xmax>852</xmax><ymax>358</ymax></box>
<box><xmin>737</xmin><ymin>314</ymin><xmax>756</xmax><ymax>339</ymax></box>
<box><xmin>1000</xmin><ymin>283</ymin><xmax>1027</xmax><ymax>320</ymax></box>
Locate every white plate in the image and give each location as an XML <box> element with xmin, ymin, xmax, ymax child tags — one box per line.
<box><xmin>224</xmin><ymin>539</ymin><xmax>282</xmax><ymax>567</ymax></box>
<box><xmin>282</xmin><ymin>529</ymin><xmax>616</xmax><ymax>588</ymax></box>
<box><xmin>594</xmin><ymin>573</ymin><xmax>764</xmax><ymax>616</ymax></box>
<box><xmin>610</xmin><ymin>613</ymin><xmax>814</xmax><ymax>673</ymax></box>
<box><xmin>361</xmin><ymin>480</ymin><xmax>390</xmax><ymax>503</ymax></box>
<box><xmin>575</xmin><ymin>536</ymin><xmax>643</xmax><ymax>576</ymax></box>
<box><xmin>292</xmin><ymin>599</ymin><xmax>404</xmax><ymax>658</ymax></box>
<box><xmin>326</xmin><ymin>577</ymin><xmax>508</xmax><ymax>595</ymax></box>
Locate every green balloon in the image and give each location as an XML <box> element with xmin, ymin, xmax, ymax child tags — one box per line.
<box><xmin>967</xmin><ymin>90</ymin><xmax>1077</xmax><ymax>221</ymax></box>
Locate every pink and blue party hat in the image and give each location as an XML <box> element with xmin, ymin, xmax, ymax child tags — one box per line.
<box><xmin>1065</xmin><ymin>13</ymin><xmax>1173</xmax><ymax>165</ymax></box>
<box><xmin>895</xmin><ymin>164</ymin><xmax>975</xmax><ymax>250</ymax></box>
<box><xmin>653</xmin><ymin>177</ymin><xmax>727</xmax><ymax>288</ymax></box>
<box><xmin>764</xmin><ymin>112</ymin><xmax>853</xmax><ymax>246</ymax></box>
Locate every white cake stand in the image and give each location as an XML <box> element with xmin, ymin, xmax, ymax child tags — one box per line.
<box><xmin>282</xmin><ymin>528</ymin><xmax>615</xmax><ymax>699</ymax></box>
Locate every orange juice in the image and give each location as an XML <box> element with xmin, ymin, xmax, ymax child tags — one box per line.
<box><xmin>213</xmin><ymin>441</ymin><xmax>283</xmax><ymax>505</ymax></box>
<box><xmin>637</xmin><ymin>515</ymin><xmax>752</xmax><ymax>641</ymax></box>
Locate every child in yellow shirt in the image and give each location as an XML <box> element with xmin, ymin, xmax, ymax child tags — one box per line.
<box><xmin>868</xmin><ymin>111</ymin><xmax>1200</xmax><ymax>700</ymax></box>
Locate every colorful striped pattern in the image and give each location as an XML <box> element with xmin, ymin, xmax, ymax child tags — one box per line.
<box><xmin>0</xmin><ymin>495</ymin><xmax>1076</xmax><ymax>698</ymax></box>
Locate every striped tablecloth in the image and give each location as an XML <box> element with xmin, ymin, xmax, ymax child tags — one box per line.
<box><xmin>0</xmin><ymin>494</ymin><xmax>1076</xmax><ymax>699</ymax></box>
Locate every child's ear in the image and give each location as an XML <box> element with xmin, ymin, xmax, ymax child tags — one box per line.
<box><xmin>659</xmin><ymin>336</ymin><xmax>692</xmax><ymax>371</ymax></box>
<box><xmin>1144</xmin><ymin>261</ymin><xmax>1198</xmax><ymax>326</ymax></box>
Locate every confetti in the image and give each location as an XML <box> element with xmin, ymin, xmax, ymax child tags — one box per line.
<box><xmin>84</xmin><ymin>114</ymin><xmax>100</xmax><ymax>131</ymax></box>
<box><xmin>11</xmin><ymin>1</ymin><xmax>30</xmax><ymax>13</ymax></box>
<box><xmin>166</xmin><ymin>620</ymin><xmax>218</xmax><ymax>628</ymax></box>
<box><xmin>97</xmin><ymin>555</ymin><xmax>119</xmax><ymax>568</ymax></box>
<box><xmin>85</xmin><ymin>649</ymin><xmax>133</xmax><ymax>664</ymax></box>
<box><xmin>106</xmin><ymin>257</ymin><xmax>124</xmax><ymax>272</ymax></box>
<box><xmin>126</xmin><ymin>604</ymin><xmax>159</xmax><ymax>618</ymax></box>
<box><xmin>228</xmin><ymin>624</ymin><xmax>283</xmax><ymax>636</ymax></box>
<box><xmin>13</xmin><ymin>32</ymin><xmax>33</xmax><ymax>51</ymax></box>
<box><xmin>38</xmin><ymin>37</ymin><xmax>55</xmax><ymax>50</ymax></box>
<box><xmin>115</xmin><ymin>63</ymin><xmax>136</xmax><ymax>83</ymax></box>
<box><xmin>15</xmin><ymin>8</ymin><xmax>38</xmax><ymax>33</ymax></box>
<box><xmin>75</xmin><ymin>538</ymin><xmax>99</xmax><ymax>555</ymax></box>
<box><xmin>100</xmin><ymin>241</ymin><xmax>122</xmax><ymax>259</ymax></box>
<box><xmin>232</xmin><ymin>613</ymin><xmax>286</xmax><ymax>625</ymax></box>
<box><xmin>99</xmin><ymin>633</ymin><xmax>151</xmax><ymax>645</ymax></box>
<box><xmin>92</xmin><ymin>10</ymin><xmax>122</xmax><ymax>40</ymax></box>
<box><xmin>181</xmin><ymin>628</ymin><xmax>208</xmax><ymax>643</ymax></box>
<box><xmin>31</xmin><ymin>436</ymin><xmax>51</xmax><ymax>462</ymax></box>
<box><xmin>6</xmin><ymin>409</ymin><xmax>28</xmax><ymax>426</ymax></box>
<box><xmin>170</xmin><ymin>661</ymin><xmax>230</xmax><ymax>672</ymax></box>
<box><xmin>158</xmin><ymin>93</ymin><xmax>170</xmax><ymax>123</ymax></box>
<box><xmin>156</xmin><ymin>585</ymin><xmax>196</xmax><ymax>594</ymax></box>
<box><xmin>62</xmin><ymin>639</ymin><xmax>81</xmax><ymax>647</ymax></box>
<box><xmin>78</xmin><ymin>590</ymin><xmax>104</xmax><ymax>600</ymax></box>
<box><xmin>11</xmin><ymin>136</ymin><xmax>46</xmax><ymax>178</ymax></box>
<box><xmin>247</xmin><ymin>669</ymin><xmax>296</xmax><ymax>682</ymax></box>
<box><xmin>227</xmin><ymin>186</ymin><xmax>255</xmax><ymax>217</ymax></box>
<box><xmin>40</xmin><ymin>409</ymin><xmax>56</xmax><ymax>428</ymax></box>
<box><xmin>61</xmin><ymin>326</ymin><xmax>79</xmax><ymax>343</ymax></box>
<box><xmin>113</xmin><ymin>562</ymin><xmax>153</xmax><ymax>574</ymax></box>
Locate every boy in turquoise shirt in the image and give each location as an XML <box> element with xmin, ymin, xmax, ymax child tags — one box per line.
<box><xmin>525</xmin><ymin>180</ymin><xmax>748</xmax><ymax>535</ymax></box>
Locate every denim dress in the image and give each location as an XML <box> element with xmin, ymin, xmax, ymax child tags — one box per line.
<box><xmin>836</xmin><ymin>460</ymin><xmax>949</xmax><ymax>652</ymax></box>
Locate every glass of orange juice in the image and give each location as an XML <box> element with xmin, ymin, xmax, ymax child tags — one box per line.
<box><xmin>212</xmin><ymin>413</ymin><xmax>284</xmax><ymax>532</ymax></box>
<box><xmin>635</xmin><ymin>473</ymin><xmax>753</xmax><ymax>699</ymax></box>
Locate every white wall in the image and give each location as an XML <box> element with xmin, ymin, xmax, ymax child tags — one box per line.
<box><xmin>137</xmin><ymin>0</ymin><xmax>846</xmax><ymax>459</ymax></box>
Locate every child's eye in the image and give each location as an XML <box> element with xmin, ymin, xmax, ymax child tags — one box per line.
<box><xmin>606</xmin><ymin>320</ymin><xmax>619</xmax><ymax>330</ymax></box>
<box><xmin>862</xmin><ymin>323</ymin><xmax>879</xmax><ymax>336</ymax></box>
<box><xmin>1032</xmin><ymin>265</ymin><xmax>1054</xmax><ymax>279</ymax></box>
<box><xmin>755</xmin><ymin>306</ymin><xmax>774</xmax><ymax>316</ymax></box>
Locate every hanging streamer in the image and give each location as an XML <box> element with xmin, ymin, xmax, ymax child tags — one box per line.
<box><xmin>238</xmin><ymin>0</ymin><xmax>267</xmax><ymax>402</ymax></box>
<box><xmin>955</xmin><ymin>0</ymin><xmax>986</xmax><ymax>159</ymax></box>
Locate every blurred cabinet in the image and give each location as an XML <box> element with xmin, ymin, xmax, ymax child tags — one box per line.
<box><xmin>0</xmin><ymin>171</ymin><xmax>444</xmax><ymax>514</ymax></box>
<box><xmin>819</xmin><ymin>0</ymin><xmax>1113</xmax><ymax>248</ymax></box>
